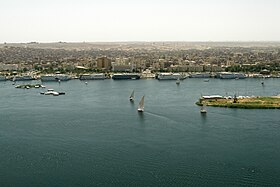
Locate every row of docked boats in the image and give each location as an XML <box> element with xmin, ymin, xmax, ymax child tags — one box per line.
<box><xmin>188</xmin><ymin>72</ymin><xmax>246</xmax><ymax>79</ymax></box>
<box><xmin>0</xmin><ymin>74</ymin><xmax>70</xmax><ymax>81</ymax></box>
<box><xmin>13</xmin><ymin>82</ymin><xmax>65</xmax><ymax>96</ymax></box>
<box><xmin>156</xmin><ymin>72</ymin><xmax>245</xmax><ymax>80</ymax></box>
<box><xmin>0</xmin><ymin>75</ymin><xmax>35</xmax><ymax>81</ymax></box>
<box><xmin>0</xmin><ymin>72</ymin><xmax>248</xmax><ymax>82</ymax></box>
<box><xmin>1</xmin><ymin>73</ymin><xmax>141</xmax><ymax>81</ymax></box>
<box><xmin>114</xmin><ymin>72</ymin><xmax>246</xmax><ymax>80</ymax></box>
<box><xmin>15</xmin><ymin>84</ymin><xmax>46</xmax><ymax>89</ymax></box>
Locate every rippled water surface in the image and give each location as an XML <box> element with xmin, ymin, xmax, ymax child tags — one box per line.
<box><xmin>0</xmin><ymin>78</ymin><xmax>280</xmax><ymax>186</ymax></box>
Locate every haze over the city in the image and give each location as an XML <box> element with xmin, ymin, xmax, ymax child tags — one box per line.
<box><xmin>1</xmin><ymin>0</ymin><xmax>280</xmax><ymax>43</ymax></box>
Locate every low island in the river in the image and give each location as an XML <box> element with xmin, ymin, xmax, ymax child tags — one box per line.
<box><xmin>196</xmin><ymin>95</ymin><xmax>280</xmax><ymax>109</ymax></box>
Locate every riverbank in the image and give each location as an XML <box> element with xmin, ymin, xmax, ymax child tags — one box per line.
<box><xmin>1</xmin><ymin>71</ymin><xmax>280</xmax><ymax>82</ymax></box>
<box><xmin>196</xmin><ymin>96</ymin><xmax>280</xmax><ymax>109</ymax></box>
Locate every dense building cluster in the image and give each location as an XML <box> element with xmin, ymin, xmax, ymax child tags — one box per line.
<box><xmin>0</xmin><ymin>42</ymin><xmax>280</xmax><ymax>76</ymax></box>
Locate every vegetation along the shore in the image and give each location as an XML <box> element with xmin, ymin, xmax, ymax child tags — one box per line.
<box><xmin>196</xmin><ymin>96</ymin><xmax>280</xmax><ymax>109</ymax></box>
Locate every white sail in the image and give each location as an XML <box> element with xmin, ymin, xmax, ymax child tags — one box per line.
<box><xmin>129</xmin><ymin>90</ymin><xmax>134</xmax><ymax>101</ymax></box>
<box><xmin>138</xmin><ymin>96</ymin><xmax>145</xmax><ymax>112</ymax></box>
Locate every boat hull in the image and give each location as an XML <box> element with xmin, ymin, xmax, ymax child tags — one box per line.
<box><xmin>189</xmin><ymin>73</ymin><xmax>211</xmax><ymax>78</ymax></box>
<box><xmin>79</xmin><ymin>74</ymin><xmax>105</xmax><ymax>80</ymax></box>
<box><xmin>157</xmin><ymin>73</ymin><xmax>185</xmax><ymax>80</ymax></box>
<box><xmin>112</xmin><ymin>74</ymin><xmax>140</xmax><ymax>80</ymax></box>
<box><xmin>13</xmin><ymin>76</ymin><xmax>34</xmax><ymax>81</ymax></box>
<box><xmin>218</xmin><ymin>73</ymin><xmax>246</xmax><ymax>79</ymax></box>
<box><xmin>41</xmin><ymin>75</ymin><xmax>71</xmax><ymax>81</ymax></box>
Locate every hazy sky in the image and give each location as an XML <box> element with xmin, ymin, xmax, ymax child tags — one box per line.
<box><xmin>1</xmin><ymin>0</ymin><xmax>280</xmax><ymax>42</ymax></box>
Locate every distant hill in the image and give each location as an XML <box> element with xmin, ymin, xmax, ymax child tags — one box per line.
<box><xmin>1</xmin><ymin>41</ymin><xmax>280</xmax><ymax>51</ymax></box>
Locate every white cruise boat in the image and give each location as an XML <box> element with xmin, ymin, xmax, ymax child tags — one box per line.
<box><xmin>218</xmin><ymin>72</ymin><xmax>246</xmax><ymax>79</ymax></box>
<box><xmin>189</xmin><ymin>73</ymin><xmax>211</xmax><ymax>78</ymax></box>
<box><xmin>13</xmin><ymin>75</ymin><xmax>34</xmax><ymax>81</ymax></box>
<box><xmin>141</xmin><ymin>69</ymin><xmax>156</xmax><ymax>79</ymax></box>
<box><xmin>157</xmin><ymin>73</ymin><xmax>186</xmax><ymax>80</ymax></box>
<box><xmin>41</xmin><ymin>74</ymin><xmax>71</xmax><ymax>81</ymax></box>
<box><xmin>79</xmin><ymin>73</ymin><xmax>105</xmax><ymax>80</ymax></box>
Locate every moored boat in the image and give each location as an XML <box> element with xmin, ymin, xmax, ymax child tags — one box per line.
<box><xmin>157</xmin><ymin>73</ymin><xmax>186</xmax><ymax>80</ymax></box>
<box><xmin>12</xmin><ymin>75</ymin><xmax>34</xmax><ymax>81</ymax></box>
<box><xmin>41</xmin><ymin>74</ymin><xmax>71</xmax><ymax>81</ymax></box>
<box><xmin>41</xmin><ymin>88</ymin><xmax>65</xmax><ymax>96</ymax></box>
<box><xmin>189</xmin><ymin>73</ymin><xmax>210</xmax><ymax>78</ymax></box>
<box><xmin>112</xmin><ymin>74</ymin><xmax>140</xmax><ymax>80</ymax></box>
<box><xmin>79</xmin><ymin>73</ymin><xmax>105</xmax><ymax>80</ymax></box>
<box><xmin>218</xmin><ymin>72</ymin><xmax>246</xmax><ymax>79</ymax></box>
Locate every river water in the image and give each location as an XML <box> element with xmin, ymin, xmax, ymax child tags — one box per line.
<box><xmin>0</xmin><ymin>78</ymin><xmax>280</xmax><ymax>186</ymax></box>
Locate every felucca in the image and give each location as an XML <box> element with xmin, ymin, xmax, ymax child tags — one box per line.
<box><xmin>129</xmin><ymin>90</ymin><xmax>134</xmax><ymax>101</ymax></box>
<box><xmin>137</xmin><ymin>96</ymin><xmax>145</xmax><ymax>112</ymax></box>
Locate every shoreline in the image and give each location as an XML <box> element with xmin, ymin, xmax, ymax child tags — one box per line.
<box><xmin>1</xmin><ymin>72</ymin><xmax>280</xmax><ymax>81</ymax></box>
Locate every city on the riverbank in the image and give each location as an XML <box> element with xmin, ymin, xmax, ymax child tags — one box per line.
<box><xmin>1</xmin><ymin>42</ymin><xmax>280</xmax><ymax>82</ymax></box>
<box><xmin>0</xmin><ymin>42</ymin><xmax>280</xmax><ymax>81</ymax></box>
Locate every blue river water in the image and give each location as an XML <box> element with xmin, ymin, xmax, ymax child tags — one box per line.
<box><xmin>0</xmin><ymin>78</ymin><xmax>280</xmax><ymax>186</ymax></box>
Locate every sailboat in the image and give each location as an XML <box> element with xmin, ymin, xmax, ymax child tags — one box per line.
<box><xmin>12</xmin><ymin>77</ymin><xmax>16</xmax><ymax>85</ymax></box>
<box><xmin>200</xmin><ymin>103</ymin><xmax>207</xmax><ymax>113</ymax></box>
<box><xmin>137</xmin><ymin>96</ymin><xmax>145</xmax><ymax>112</ymax></box>
<box><xmin>261</xmin><ymin>77</ymin><xmax>265</xmax><ymax>85</ymax></box>
<box><xmin>176</xmin><ymin>78</ymin><xmax>180</xmax><ymax>85</ymax></box>
<box><xmin>129</xmin><ymin>90</ymin><xmax>134</xmax><ymax>101</ymax></box>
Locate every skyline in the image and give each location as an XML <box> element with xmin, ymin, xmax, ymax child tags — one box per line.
<box><xmin>1</xmin><ymin>0</ymin><xmax>280</xmax><ymax>43</ymax></box>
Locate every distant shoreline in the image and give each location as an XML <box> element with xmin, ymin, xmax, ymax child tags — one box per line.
<box><xmin>2</xmin><ymin>41</ymin><xmax>280</xmax><ymax>50</ymax></box>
